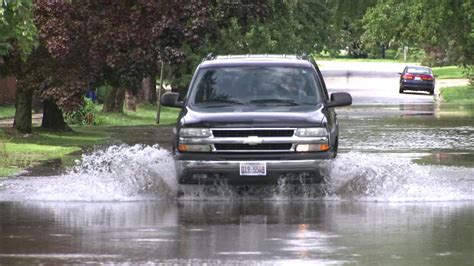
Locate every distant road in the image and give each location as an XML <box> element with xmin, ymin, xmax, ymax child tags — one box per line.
<box><xmin>319</xmin><ymin>61</ymin><xmax>434</xmax><ymax>105</ymax></box>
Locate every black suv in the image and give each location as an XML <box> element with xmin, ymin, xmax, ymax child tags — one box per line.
<box><xmin>161</xmin><ymin>54</ymin><xmax>352</xmax><ymax>184</ymax></box>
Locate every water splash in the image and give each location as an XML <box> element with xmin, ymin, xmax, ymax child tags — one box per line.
<box><xmin>178</xmin><ymin>152</ymin><xmax>473</xmax><ymax>202</ymax></box>
<box><xmin>326</xmin><ymin>152</ymin><xmax>473</xmax><ymax>202</ymax></box>
<box><xmin>0</xmin><ymin>145</ymin><xmax>177</xmax><ymax>201</ymax></box>
<box><xmin>0</xmin><ymin>146</ymin><xmax>472</xmax><ymax>202</ymax></box>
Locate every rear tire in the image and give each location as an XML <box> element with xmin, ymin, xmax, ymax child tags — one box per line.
<box><xmin>399</xmin><ymin>86</ymin><xmax>404</xmax><ymax>93</ymax></box>
<box><xmin>429</xmin><ymin>89</ymin><xmax>434</xmax><ymax>95</ymax></box>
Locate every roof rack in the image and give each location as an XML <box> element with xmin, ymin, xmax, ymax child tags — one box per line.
<box><xmin>204</xmin><ymin>53</ymin><xmax>216</xmax><ymax>61</ymax></box>
<box><xmin>202</xmin><ymin>53</ymin><xmax>314</xmax><ymax>62</ymax></box>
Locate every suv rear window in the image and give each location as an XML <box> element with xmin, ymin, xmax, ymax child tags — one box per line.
<box><xmin>190</xmin><ymin>66</ymin><xmax>322</xmax><ymax>106</ymax></box>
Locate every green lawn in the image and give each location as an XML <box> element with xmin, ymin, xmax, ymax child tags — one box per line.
<box><xmin>0</xmin><ymin>106</ymin><xmax>15</xmax><ymax>119</ymax></box>
<box><xmin>432</xmin><ymin>66</ymin><xmax>465</xmax><ymax>79</ymax></box>
<box><xmin>0</xmin><ymin>127</ymin><xmax>109</xmax><ymax>177</ymax></box>
<box><xmin>94</xmin><ymin>104</ymin><xmax>180</xmax><ymax>126</ymax></box>
<box><xmin>440</xmin><ymin>85</ymin><xmax>474</xmax><ymax>104</ymax></box>
<box><xmin>0</xmin><ymin>103</ymin><xmax>180</xmax><ymax>177</ymax></box>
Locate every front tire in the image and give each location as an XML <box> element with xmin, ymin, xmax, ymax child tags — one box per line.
<box><xmin>332</xmin><ymin>138</ymin><xmax>338</xmax><ymax>158</ymax></box>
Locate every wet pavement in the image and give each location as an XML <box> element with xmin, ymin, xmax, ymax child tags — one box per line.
<box><xmin>0</xmin><ymin>62</ymin><xmax>473</xmax><ymax>265</ymax></box>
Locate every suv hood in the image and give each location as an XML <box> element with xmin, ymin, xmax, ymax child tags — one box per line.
<box><xmin>180</xmin><ymin>104</ymin><xmax>326</xmax><ymax>128</ymax></box>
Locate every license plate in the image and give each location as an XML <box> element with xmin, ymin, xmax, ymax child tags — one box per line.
<box><xmin>414</xmin><ymin>76</ymin><xmax>421</xmax><ymax>80</ymax></box>
<box><xmin>240</xmin><ymin>162</ymin><xmax>266</xmax><ymax>176</ymax></box>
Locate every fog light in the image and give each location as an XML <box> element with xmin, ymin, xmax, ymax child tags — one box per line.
<box><xmin>296</xmin><ymin>144</ymin><xmax>330</xmax><ymax>152</ymax></box>
<box><xmin>178</xmin><ymin>144</ymin><xmax>212</xmax><ymax>152</ymax></box>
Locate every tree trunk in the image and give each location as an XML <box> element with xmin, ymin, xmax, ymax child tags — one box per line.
<box><xmin>13</xmin><ymin>88</ymin><xmax>33</xmax><ymax>134</ymax></box>
<box><xmin>41</xmin><ymin>100</ymin><xmax>71</xmax><ymax>131</ymax></box>
<box><xmin>140</xmin><ymin>76</ymin><xmax>156</xmax><ymax>104</ymax></box>
<box><xmin>125</xmin><ymin>89</ymin><xmax>137</xmax><ymax>111</ymax></box>
<box><xmin>103</xmin><ymin>86</ymin><xmax>125</xmax><ymax>113</ymax></box>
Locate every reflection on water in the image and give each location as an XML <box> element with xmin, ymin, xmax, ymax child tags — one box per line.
<box><xmin>0</xmin><ymin>201</ymin><xmax>472</xmax><ymax>265</ymax></box>
<box><xmin>415</xmin><ymin>153</ymin><xmax>474</xmax><ymax>167</ymax></box>
<box><xmin>399</xmin><ymin>103</ymin><xmax>436</xmax><ymax>117</ymax></box>
<box><xmin>339</xmin><ymin>103</ymin><xmax>474</xmax><ymax>157</ymax></box>
<box><xmin>0</xmin><ymin>102</ymin><xmax>473</xmax><ymax>264</ymax></box>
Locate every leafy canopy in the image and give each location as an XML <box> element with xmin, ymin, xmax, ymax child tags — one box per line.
<box><xmin>0</xmin><ymin>0</ymin><xmax>37</xmax><ymax>61</ymax></box>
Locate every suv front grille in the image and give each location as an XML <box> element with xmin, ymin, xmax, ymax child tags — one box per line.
<box><xmin>214</xmin><ymin>143</ymin><xmax>292</xmax><ymax>151</ymax></box>
<box><xmin>212</xmin><ymin>129</ymin><xmax>294</xmax><ymax>138</ymax></box>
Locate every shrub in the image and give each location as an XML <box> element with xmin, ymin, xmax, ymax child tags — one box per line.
<box><xmin>64</xmin><ymin>98</ymin><xmax>97</xmax><ymax>125</ymax></box>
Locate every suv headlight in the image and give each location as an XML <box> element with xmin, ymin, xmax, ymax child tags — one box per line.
<box><xmin>295</xmin><ymin>127</ymin><xmax>328</xmax><ymax>137</ymax></box>
<box><xmin>180</xmin><ymin>128</ymin><xmax>211</xmax><ymax>138</ymax></box>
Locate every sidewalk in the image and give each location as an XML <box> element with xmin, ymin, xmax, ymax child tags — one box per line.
<box><xmin>0</xmin><ymin>113</ymin><xmax>42</xmax><ymax>128</ymax></box>
<box><xmin>436</xmin><ymin>78</ymin><xmax>469</xmax><ymax>88</ymax></box>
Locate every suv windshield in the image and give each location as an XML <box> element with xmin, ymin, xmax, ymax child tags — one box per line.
<box><xmin>190</xmin><ymin>66</ymin><xmax>322</xmax><ymax>106</ymax></box>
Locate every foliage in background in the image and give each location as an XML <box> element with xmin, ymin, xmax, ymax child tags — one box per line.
<box><xmin>329</xmin><ymin>0</ymin><xmax>377</xmax><ymax>58</ymax></box>
<box><xmin>64</xmin><ymin>98</ymin><xmax>98</xmax><ymax>126</ymax></box>
<box><xmin>0</xmin><ymin>0</ymin><xmax>37</xmax><ymax>61</ymax></box>
<box><xmin>361</xmin><ymin>0</ymin><xmax>474</xmax><ymax>83</ymax></box>
<box><xmin>170</xmin><ymin>0</ymin><xmax>338</xmax><ymax>94</ymax></box>
<box><xmin>35</xmin><ymin>0</ymin><xmax>211</xmax><ymax>99</ymax></box>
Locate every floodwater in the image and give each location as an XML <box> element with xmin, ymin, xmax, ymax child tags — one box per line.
<box><xmin>0</xmin><ymin>63</ymin><xmax>473</xmax><ymax>265</ymax></box>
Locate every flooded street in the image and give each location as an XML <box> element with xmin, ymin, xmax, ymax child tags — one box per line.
<box><xmin>0</xmin><ymin>62</ymin><xmax>473</xmax><ymax>265</ymax></box>
<box><xmin>1</xmin><ymin>201</ymin><xmax>472</xmax><ymax>265</ymax></box>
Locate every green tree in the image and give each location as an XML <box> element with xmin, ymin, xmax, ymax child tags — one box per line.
<box><xmin>35</xmin><ymin>0</ymin><xmax>211</xmax><ymax>114</ymax></box>
<box><xmin>0</xmin><ymin>0</ymin><xmax>37</xmax><ymax>60</ymax></box>
<box><xmin>330</xmin><ymin>0</ymin><xmax>377</xmax><ymax>57</ymax></box>
<box><xmin>0</xmin><ymin>0</ymin><xmax>38</xmax><ymax>133</ymax></box>
<box><xmin>362</xmin><ymin>0</ymin><xmax>474</xmax><ymax>77</ymax></box>
<box><xmin>170</xmin><ymin>0</ymin><xmax>338</xmax><ymax>94</ymax></box>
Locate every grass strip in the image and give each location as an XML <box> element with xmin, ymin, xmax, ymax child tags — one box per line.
<box><xmin>432</xmin><ymin>66</ymin><xmax>465</xmax><ymax>79</ymax></box>
<box><xmin>94</xmin><ymin>104</ymin><xmax>180</xmax><ymax>126</ymax></box>
<box><xmin>0</xmin><ymin>128</ymin><xmax>109</xmax><ymax>177</ymax></box>
<box><xmin>0</xmin><ymin>106</ymin><xmax>15</xmax><ymax>119</ymax></box>
<box><xmin>440</xmin><ymin>85</ymin><xmax>474</xmax><ymax>104</ymax></box>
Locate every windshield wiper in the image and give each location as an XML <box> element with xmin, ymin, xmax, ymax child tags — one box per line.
<box><xmin>196</xmin><ymin>99</ymin><xmax>244</xmax><ymax>105</ymax></box>
<box><xmin>249</xmin><ymin>99</ymin><xmax>300</xmax><ymax>106</ymax></box>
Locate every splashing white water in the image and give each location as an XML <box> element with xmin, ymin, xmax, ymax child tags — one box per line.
<box><xmin>326</xmin><ymin>152</ymin><xmax>474</xmax><ymax>202</ymax></box>
<box><xmin>0</xmin><ymin>146</ymin><xmax>472</xmax><ymax>202</ymax></box>
<box><xmin>179</xmin><ymin>152</ymin><xmax>473</xmax><ymax>202</ymax></box>
<box><xmin>0</xmin><ymin>145</ymin><xmax>178</xmax><ymax>201</ymax></box>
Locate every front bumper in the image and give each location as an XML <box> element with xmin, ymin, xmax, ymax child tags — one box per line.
<box><xmin>175</xmin><ymin>153</ymin><xmax>332</xmax><ymax>184</ymax></box>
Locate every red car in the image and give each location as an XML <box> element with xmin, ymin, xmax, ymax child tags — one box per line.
<box><xmin>399</xmin><ymin>66</ymin><xmax>435</xmax><ymax>95</ymax></box>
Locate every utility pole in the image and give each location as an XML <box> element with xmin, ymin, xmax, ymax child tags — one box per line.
<box><xmin>404</xmin><ymin>46</ymin><xmax>409</xmax><ymax>62</ymax></box>
<box><xmin>156</xmin><ymin>61</ymin><xmax>164</xmax><ymax>124</ymax></box>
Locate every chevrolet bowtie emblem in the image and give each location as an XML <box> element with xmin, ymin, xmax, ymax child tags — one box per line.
<box><xmin>243</xmin><ymin>136</ymin><xmax>262</xmax><ymax>145</ymax></box>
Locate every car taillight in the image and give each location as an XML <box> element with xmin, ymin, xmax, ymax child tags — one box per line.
<box><xmin>421</xmin><ymin>75</ymin><xmax>434</xmax><ymax>81</ymax></box>
<box><xmin>403</xmin><ymin>74</ymin><xmax>414</xmax><ymax>80</ymax></box>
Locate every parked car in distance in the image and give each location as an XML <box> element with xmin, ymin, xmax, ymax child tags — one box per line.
<box><xmin>399</xmin><ymin>66</ymin><xmax>435</xmax><ymax>95</ymax></box>
<box><xmin>161</xmin><ymin>54</ymin><xmax>352</xmax><ymax>184</ymax></box>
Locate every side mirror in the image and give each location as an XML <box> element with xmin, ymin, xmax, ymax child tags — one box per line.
<box><xmin>398</xmin><ymin>72</ymin><xmax>403</xmax><ymax>75</ymax></box>
<box><xmin>160</xmin><ymin>92</ymin><xmax>183</xmax><ymax>108</ymax></box>
<box><xmin>327</xmin><ymin>92</ymin><xmax>352</xmax><ymax>108</ymax></box>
